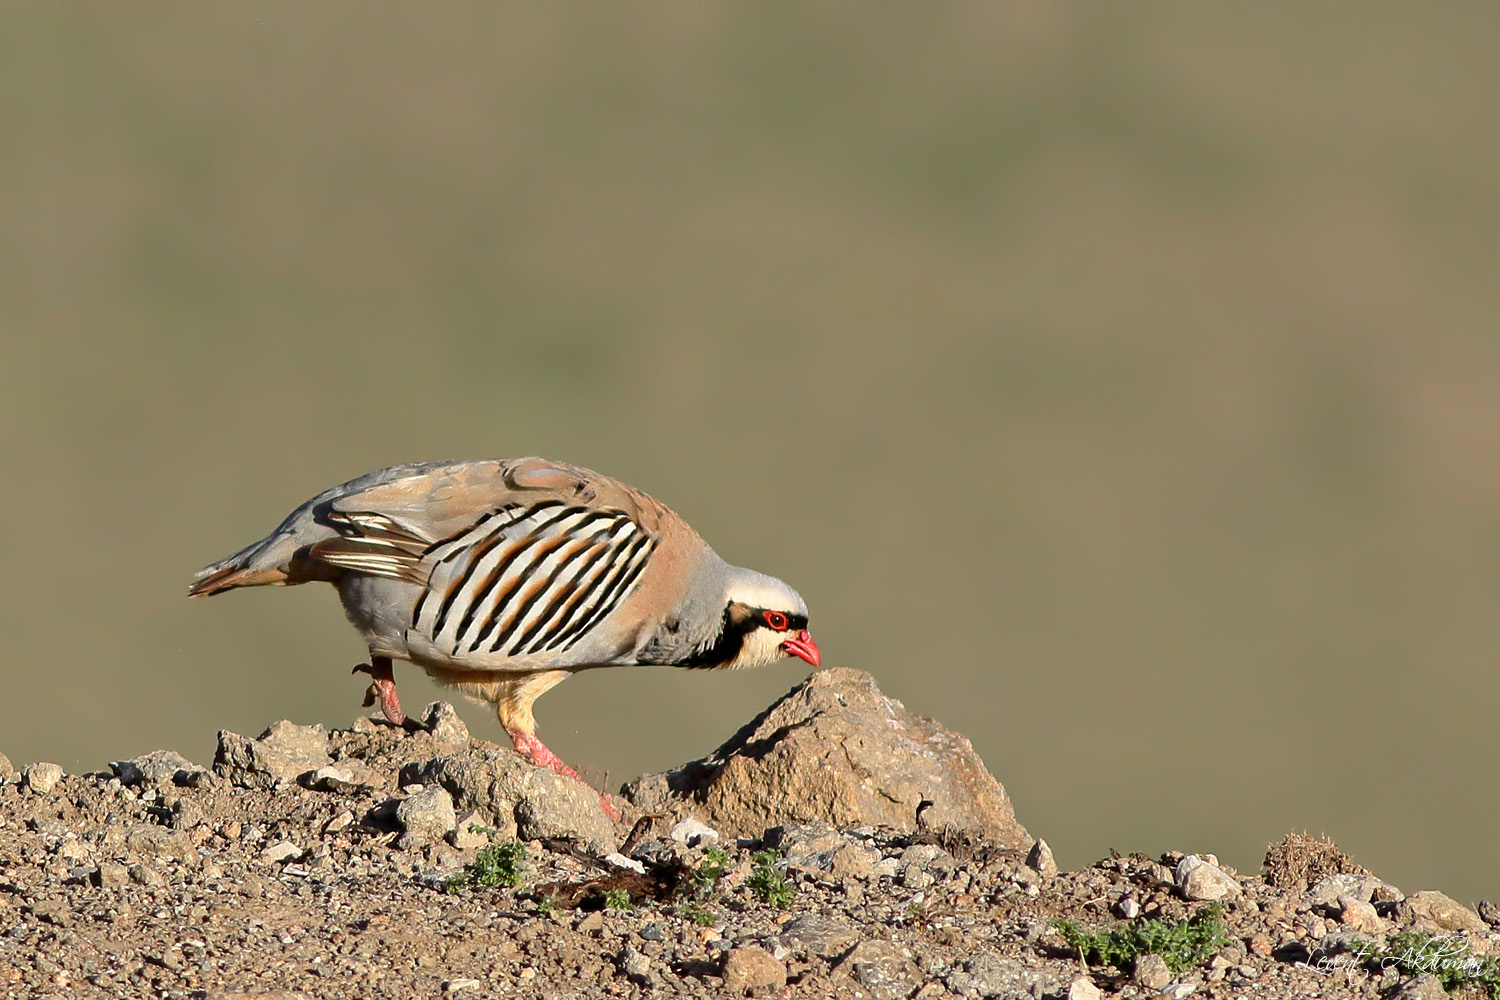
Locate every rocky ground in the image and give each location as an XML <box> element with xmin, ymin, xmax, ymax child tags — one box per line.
<box><xmin>1</xmin><ymin>668</ymin><xmax>1495</xmax><ymax>1000</ymax></box>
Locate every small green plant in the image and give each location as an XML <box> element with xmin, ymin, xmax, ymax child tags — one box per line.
<box><xmin>535</xmin><ymin>892</ymin><xmax>556</xmax><ymax>917</ymax></box>
<box><xmin>687</xmin><ymin>846</ymin><xmax>731</xmax><ymax>901</ymax></box>
<box><xmin>1368</xmin><ymin>932</ymin><xmax>1500</xmax><ymax>996</ymax></box>
<box><xmin>748</xmin><ymin>849</ymin><xmax>795</xmax><ymax>909</ymax></box>
<box><xmin>675</xmin><ymin>902</ymin><xmax>717</xmax><ymax>927</ymax></box>
<box><xmin>602</xmin><ymin>888</ymin><xmax>634</xmax><ymax>914</ymax></box>
<box><xmin>445</xmin><ymin>841</ymin><xmax>528</xmax><ymax>893</ymax></box>
<box><xmin>1055</xmin><ymin>904</ymin><xmax>1227</xmax><ymax>974</ymax></box>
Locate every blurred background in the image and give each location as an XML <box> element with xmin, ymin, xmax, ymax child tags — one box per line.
<box><xmin>4</xmin><ymin>5</ymin><xmax>1499</xmax><ymax>900</ymax></box>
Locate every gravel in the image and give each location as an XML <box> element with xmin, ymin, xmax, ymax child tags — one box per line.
<box><xmin>1</xmin><ymin>692</ymin><xmax>1496</xmax><ymax>999</ymax></box>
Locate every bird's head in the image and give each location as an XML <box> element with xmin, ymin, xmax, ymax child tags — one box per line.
<box><xmin>714</xmin><ymin>568</ymin><xmax>820</xmax><ymax>669</ymax></box>
<box><xmin>666</xmin><ymin>566</ymin><xmax>820</xmax><ymax>670</ymax></box>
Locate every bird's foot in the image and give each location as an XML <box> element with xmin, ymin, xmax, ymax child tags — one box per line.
<box><xmin>352</xmin><ymin>659</ymin><xmax>424</xmax><ymax>732</ymax></box>
<box><xmin>507</xmin><ymin>729</ymin><xmax>623</xmax><ymax>823</ymax></box>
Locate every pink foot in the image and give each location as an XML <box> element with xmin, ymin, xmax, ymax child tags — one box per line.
<box><xmin>352</xmin><ymin>658</ymin><xmax>422</xmax><ymax>732</ymax></box>
<box><xmin>507</xmin><ymin>729</ymin><xmax>623</xmax><ymax>823</ymax></box>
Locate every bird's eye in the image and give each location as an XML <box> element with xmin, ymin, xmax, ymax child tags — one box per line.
<box><xmin>763</xmin><ymin>610</ymin><xmax>789</xmax><ymax>631</ymax></box>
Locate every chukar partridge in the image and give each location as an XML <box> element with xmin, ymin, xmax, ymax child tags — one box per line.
<box><xmin>189</xmin><ymin>457</ymin><xmax>820</xmax><ymax>820</ymax></box>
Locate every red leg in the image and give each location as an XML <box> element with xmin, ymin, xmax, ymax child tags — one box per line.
<box><xmin>352</xmin><ymin>657</ymin><xmax>422</xmax><ymax>731</ymax></box>
<box><xmin>507</xmin><ymin>729</ymin><xmax>623</xmax><ymax>823</ymax></box>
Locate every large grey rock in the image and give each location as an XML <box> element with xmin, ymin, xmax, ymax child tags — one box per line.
<box><xmin>415</xmin><ymin>744</ymin><xmax>616</xmax><ymax>854</ymax></box>
<box><xmin>214</xmin><ymin>721</ymin><xmax>331</xmax><ymax>789</ymax></box>
<box><xmin>624</xmin><ymin>668</ymin><xmax>1029</xmax><ymax>846</ymax></box>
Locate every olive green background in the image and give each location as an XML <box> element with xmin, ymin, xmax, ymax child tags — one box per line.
<box><xmin>4</xmin><ymin>6</ymin><xmax>1499</xmax><ymax>900</ymax></box>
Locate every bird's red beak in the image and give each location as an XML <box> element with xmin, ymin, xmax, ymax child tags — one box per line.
<box><xmin>781</xmin><ymin>629</ymin><xmax>821</xmax><ymax>667</ymax></box>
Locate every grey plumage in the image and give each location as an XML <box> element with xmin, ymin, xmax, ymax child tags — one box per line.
<box><xmin>190</xmin><ymin>457</ymin><xmax>820</xmax><ymax>815</ymax></box>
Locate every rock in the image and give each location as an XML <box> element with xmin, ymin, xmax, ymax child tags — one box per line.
<box><xmin>441</xmin><ymin>980</ymin><xmax>482</xmax><ymax>994</ymax></box>
<box><xmin>669</xmin><ymin>817</ymin><xmax>719</xmax><ymax>847</ymax></box>
<box><xmin>720</xmin><ymin>944</ymin><xmax>785</xmax><ymax>991</ymax></box>
<box><xmin>304</xmin><ymin>765</ymin><xmax>364</xmax><ymax>793</ymax></box>
<box><xmin>1026</xmin><ymin>838</ymin><xmax>1058</xmax><ymax>877</ymax></box>
<box><xmin>91</xmin><ymin>863</ymin><xmax>129</xmax><ymax>889</ymax></box>
<box><xmin>776</xmin><ymin>915</ymin><xmax>860</xmax><ymax>959</ymax></box>
<box><xmin>0</xmin><ymin>752</ymin><xmax>15</xmax><ymax>782</ymax></box>
<box><xmin>617</xmin><ymin>942</ymin><xmax>651</xmax><ymax>978</ymax></box>
<box><xmin>1336</xmin><ymin>894</ymin><xmax>1386</xmax><ymax>934</ymax></box>
<box><xmin>23</xmin><ymin>761</ymin><xmax>64</xmax><ymax>794</ymax></box>
<box><xmin>261</xmin><ymin>841</ymin><xmax>302</xmax><ymax>863</ymax></box>
<box><xmin>111</xmin><ymin>750</ymin><xmax>203</xmax><ymax>787</ymax></box>
<box><xmin>1159</xmin><ymin>986</ymin><xmax>1198</xmax><ymax>1000</ymax></box>
<box><xmin>396</xmin><ymin>785</ymin><xmax>457</xmax><ymax>843</ymax></box>
<box><xmin>1396</xmin><ymin>973</ymin><xmax>1450</xmax><ymax>1000</ymax></box>
<box><xmin>624</xmin><ymin>669</ymin><xmax>1029</xmax><ymax>846</ymax></box>
<box><xmin>1396</xmin><ymin>891</ymin><xmax>1488</xmax><ymax>934</ymax></box>
<box><xmin>129</xmin><ymin>862</ymin><xmax>166</xmax><ymax>887</ymax></box>
<box><xmin>1308</xmin><ymin>873</ymin><xmax>1401</xmax><ymax>907</ymax></box>
<box><xmin>604</xmin><ymin>852</ymin><xmax>646</xmax><ymax>874</ymax></box>
<box><xmin>1175</xmin><ymin>855</ymin><xmax>1241</xmax><ymax>901</ymax></box>
<box><xmin>323</xmin><ymin>810</ymin><xmax>354</xmax><ymax>835</ymax></box>
<box><xmin>1065</xmin><ymin>975</ymin><xmax>1102</xmax><ymax>1000</ymax></box>
<box><xmin>1132</xmin><ymin>953</ymin><xmax>1171</xmax><ymax>989</ymax></box>
<box><xmin>836</xmin><ymin>939</ymin><xmax>922</xmax><ymax>1000</ymax></box>
<box><xmin>416</xmin><ymin>745</ymin><xmax>617</xmax><ymax>854</ymax></box>
<box><xmin>963</xmin><ymin>952</ymin><xmax>1025</xmax><ymax>996</ymax></box>
<box><xmin>123</xmin><ymin>824</ymin><xmax>199</xmax><ymax>865</ymax></box>
<box><xmin>215</xmin><ymin>721</ymin><xmax>331</xmax><ymax>789</ymax></box>
<box><xmin>1115</xmin><ymin>896</ymin><xmax>1141</xmax><ymax>919</ymax></box>
<box><xmin>422</xmin><ymin>702</ymin><xmax>470</xmax><ymax>747</ymax></box>
<box><xmin>451</xmin><ymin>812</ymin><xmax>489</xmax><ymax>850</ymax></box>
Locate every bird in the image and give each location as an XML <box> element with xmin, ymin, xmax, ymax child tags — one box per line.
<box><xmin>188</xmin><ymin>457</ymin><xmax>821</xmax><ymax>821</ymax></box>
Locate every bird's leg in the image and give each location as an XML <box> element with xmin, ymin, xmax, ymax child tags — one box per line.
<box><xmin>352</xmin><ymin>657</ymin><xmax>423</xmax><ymax>732</ymax></box>
<box><xmin>506</xmin><ymin>728</ymin><xmax>623</xmax><ymax>823</ymax></box>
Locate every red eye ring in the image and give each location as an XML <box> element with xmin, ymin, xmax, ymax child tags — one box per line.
<box><xmin>763</xmin><ymin>610</ymin><xmax>789</xmax><ymax>631</ymax></box>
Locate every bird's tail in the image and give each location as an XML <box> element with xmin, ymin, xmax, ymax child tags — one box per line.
<box><xmin>187</xmin><ymin>535</ymin><xmax>298</xmax><ymax>597</ymax></box>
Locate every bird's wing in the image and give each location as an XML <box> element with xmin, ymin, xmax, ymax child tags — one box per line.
<box><xmin>309</xmin><ymin>458</ymin><xmax>667</xmax><ymax>659</ymax></box>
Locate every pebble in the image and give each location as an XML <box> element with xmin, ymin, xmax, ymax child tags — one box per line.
<box><xmin>451</xmin><ymin>811</ymin><xmax>488</xmax><ymax>850</ymax></box>
<box><xmin>1115</xmin><ymin>895</ymin><xmax>1141</xmax><ymax>919</ymax></box>
<box><xmin>721</xmin><ymin>944</ymin><xmax>786</xmax><ymax>991</ymax></box>
<box><xmin>1396</xmin><ymin>890</ymin><xmax>1488</xmax><ymax>934</ymax></box>
<box><xmin>838</xmin><ymin>939</ymin><xmax>922</xmax><ymax>1000</ymax></box>
<box><xmin>110</xmin><ymin>750</ymin><xmax>201</xmax><ymax>787</ymax></box>
<box><xmin>1336</xmin><ymin>894</ymin><xmax>1385</xmax><ymax>934</ymax></box>
<box><xmin>617</xmin><ymin>942</ymin><xmax>650</xmax><ymax>978</ymax></box>
<box><xmin>423</xmin><ymin>701</ymin><xmax>471</xmax><ymax>746</ymax></box>
<box><xmin>396</xmin><ymin>785</ymin><xmax>457</xmax><ymax>842</ymax></box>
<box><xmin>604</xmin><ymin>852</ymin><xmax>646</xmax><ymax>874</ymax></box>
<box><xmin>1175</xmin><ymin>855</ymin><xmax>1242</xmax><ymax>901</ymax></box>
<box><xmin>1132</xmin><ymin>952</ymin><xmax>1171</xmax><ymax>989</ymax></box>
<box><xmin>441</xmin><ymin>978</ymin><xmax>482</xmax><ymax>993</ymax></box>
<box><xmin>260</xmin><ymin>841</ymin><xmax>302</xmax><ymax>863</ymax></box>
<box><xmin>668</xmin><ymin>817</ymin><xmax>719</xmax><ymax>847</ymax></box>
<box><xmin>1159</xmin><ymin>985</ymin><xmax>1198</xmax><ymax>999</ymax></box>
<box><xmin>1026</xmin><ymin>838</ymin><xmax>1059</xmax><ymax>877</ymax></box>
<box><xmin>1066</xmin><ymin>975</ymin><xmax>1102</xmax><ymax>1000</ymax></box>
<box><xmin>23</xmin><ymin>762</ymin><xmax>64</xmax><ymax>795</ymax></box>
<box><xmin>323</xmin><ymin>810</ymin><xmax>354</xmax><ymax>835</ymax></box>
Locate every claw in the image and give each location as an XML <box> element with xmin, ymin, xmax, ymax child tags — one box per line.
<box><xmin>506</xmin><ymin>728</ymin><xmax>623</xmax><ymax>823</ymax></box>
<box><xmin>352</xmin><ymin>657</ymin><xmax>419</xmax><ymax>730</ymax></box>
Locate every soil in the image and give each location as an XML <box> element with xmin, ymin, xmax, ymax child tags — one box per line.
<box><xmin>1</xmin><ymin>710</ymin><xmax>1494</xmax><ymax>1000</ymax></box>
